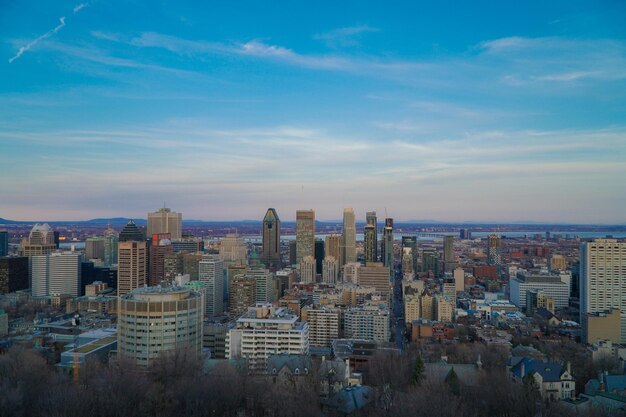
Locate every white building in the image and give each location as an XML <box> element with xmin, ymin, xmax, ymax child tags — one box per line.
<box><xmin>199</xmin><ymin>255</ymin><xmax>224</xmax><ymax>317</ymax></box>
<box><xmin>581</xmin><ymin>239</ymin><xmax>626</xmax><ymax>343</ymax></box>
<box><xmin>299</xmin><ymin>255</ymin><xmax>316</xmax><ymax>283</ymax></box>
<box><xmin>322</xmin><ymin>256</ymin><xmax>339</xmax><ymax>284</ymax></box>
<box><xmin>343</xmin><ymin>262</ymin><xmax>361</xmax><ymax>284</ymax></box>
<box><xmin>219</xmin><ymin>234</ymin><xmax>248</xmax><ymax>264</ymax></box>
<box><xmin>226</xmin><ymin>303</ymin><xmax>309</xmax><ymax>373</ymax></box>
<box><xmin>31</xmin><ymin>252</ymin><xmax>81</xmax><ymax>298</ymax></box>
<box><xmin>510</xmin><ymin>272</ymin><xmax>569</xmax><ymax>310</ymax></box>
<box><xmin>343</xmin><ymin>304</ymin><xmax>390</xmax><ymax>343</ymax></box>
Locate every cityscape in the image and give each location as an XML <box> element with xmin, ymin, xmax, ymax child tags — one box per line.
<box><xmin>2</xmin><ymin>1</ymin><xmax>626</xmax><ymax>417</ymax></box>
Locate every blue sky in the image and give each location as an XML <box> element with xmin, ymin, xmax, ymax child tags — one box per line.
<box><xmin>1</xmin><ymin>1</ymin><xmax>625</xmax><ymax>223</ymax></box>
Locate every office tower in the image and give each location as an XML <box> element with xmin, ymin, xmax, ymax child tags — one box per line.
<box><xmin>296</xmin><ymin>210</ymin><xmax>315</xmax><ymax>265</ymax></box>
<box><xmin>581</xmin><ymin>239</ymin><xmax>626</xmax><ymax>343</ymax></box>
<box><xmin>118</xmin><ymin>220</ymin><xmax>144</xmax><ymax>242</ymax></box>
<box><xmin>300</xmin><ymin>255</ymin><xmax>316</xmax><ymax>284</ymax></box>
<box><xmin>343</xmin><ymin>262</ymin><xmax>361</xmax><ymax>284</ymax></box>
<box><xmin>344</xmin><ymin>305</ymin><xmax>390</xmax><ymax>343</ymax></box>
<box><xmin>0</xmin><ymin>230</ymin><xmax>8</xmax><ymax>257</ymax></box>
<box><xmin>322</xmin><ymin>256</ymin><xmax>339</xmax><ymax>284</ymax></box>
<box><xmin>275</xmin><ymin>268</ymin><xmax>295</xmax><ymax>297</ymax></box>
<box><xmin>147</xmin><ymin>207</ymin><xmax>182</xmax><ymax>240</ymax></box>
<box><xmin>401</xmin><ymin>236</ymin><xmax>418</xmax><ymax>275</ymax></box>
<box><xmin>364</xmin><ymin>217</ymin><xmax>377</xmax><ymax>265</ymax></box>
<box><xmin>164</xmin><ymin>252</ymin><xmax>184</xmax><ymax>281</ymax></box>
<box><xmin>302</xmin><ymin>306</ymin><xmax>340</xmax><ymax>348</ymax></box>
<box><xmin>240</xmin><ymin>267</ymin><xmax>275</xmax><ymax>303</ymax></box>
<box><xmin>226</xmin><ymin>304</ymin><xmax>309</xmax><ymax>373</ymax></box>
<box><xmin>453</xmin><ymin>267</ymin><xmax>465</xmax><ymax>292</ymax></box>
<box><xmin>117</xmin><ymin>221</ymin><xmax>147</xmax><ymax>296</ymax></box>
<box><xmin>118</xmin><ymin>286</ymin><xmax>203</xmax><ymax>366</ymax></box>
<box><xmin>199</xmin><ymin>255</ymin><xmax>224</xmax><ymax>317</ymax></box>
<box><xmin>443</xmin><ymin>235</ymin><xmax>455</xmax><ymax>273</ymax></box>
<box><xmin>183</xmin><ymin>252</ymin><xmax>203</xmax><ymax>280</ymax></box>
<box><xmin>357</xmin><ymin>263</ymin><xmax>392</xmax><ymax>302</ymax></box>
<box><xmin>149</xmin><ymin>233</ymin><xmax>173</xmax><ymax>286</ymax></box>
<box><xmin>228</xmin><ymin>273</ymin><xmax>257</xmax><ymax>317</ymax></box>
<box><xmin>382</xmin><ymin>218</ymin><xmax>394</xmax><ymax>268</ymax></box>
<box><xmin>171</xmin><ymin>238</ymin><xmax>204</xmax><ymax>253</ymax></box>
<box><xmin>220</xmin><ymin>234</ymin><xmax>248</xmax><ymax>264</ymax></box>
<box><xmin>31</xmin><ymin>252</ymin><xmax>81</xmax><ymax>297</ymax></box>
<box><xmin>0</xmin><ymin>257</ymin><xmax>28</xmax><ymax>294</ymax></box>
<box><xmin>289</xmin><ymin>241</ymin><xmax>297</xmax><ymax>266</ymax></box>
<box><xmin>85</xmin><ymin>237</ymin><xmax>105</xmax><ymax>261</ymax></box>
<box><xmin>510</xmin><ymin>272</ymin><xmax>569</xmax><ymax>310</ymax></box>
<box><xmin>342</xmin><ymin>207</ymin><xmax>356</xmax><ymax>265</ymax></box>
<box><xmin>325</xmin><ymin>234</ymin><xmax>343</xmax><ymax>267</ymax></box>
<box><xmin>314</xmin><ymin>239</ymin><xmax>324</xmax><ymax>273</ymax></box>
<box><xmin>422</xmin><ymin>248</ymin><xmax>439</xmax><ymax>276</ymax></box>
<box><xmin>487</xmin><ymin>234</ymin><xmax>501</xmax><ymax>266</ymax></box>
<box><xmin>19</xmin><ymin>224</ymin><xmax>56</xmax><ymax>256</ymax></box>
<box><xmin>435</xmin><ymin>294</ymin><xmax>454</xmax><ymax>322</ymax></box>
<box><xmin>261</xmin><ymin>208</ymin><xmax>281</xmax><ymax>268</ymax></box>
<box><xmin>459</xmin><ymin>229</ymin><xmax>472</xmax><ymax>240</ymax></box>
<box><xmin>103</xmin><ymin>228</ymin><xmax>118</xmax><ymax>266</ymax></box>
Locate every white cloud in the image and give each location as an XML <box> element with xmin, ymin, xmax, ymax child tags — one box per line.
<box><xmin>9</xmin><ymin>17</ymin><xmax>66</xmax><ymax>63</ymax></box>
<box><xmin>313</xmin><ymin>25</ymin><xmax>379</xmax><ymax>47</ymax></box>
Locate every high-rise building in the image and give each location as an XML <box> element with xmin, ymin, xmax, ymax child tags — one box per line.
<box><xmin>581</xmin><ymin>239</ymin><xmax>626</xmax><ymax>344</ymax></box>
<box><xmin>31</xmin><ymin>252</ymin><xmax>81</xmax><ymax>297</ymax></box>
<box><xmin>344</xmin><ymin>304</ymin><xmax>390</xmax><ymax>343</ymax></box>
<box><xmin>299</xmin><ymin>255</ymin><xmax>316</xmax><ymax>284</ymax></box>
<box><xmin>261</xmin><ymin>208</ymin><xmax>281</xmax><ymax>268</ymax></box>
<box><xmin>118</xmin><ymin>285</ymin><xmax>203</xmax><ymax>366</ymax></box>
<box><xmin>314</xmin><ymin>238</ymin><xmax>325</xmax><ymax>274</ymax></box>
<box><xmin>322</xmin><ymin>256</ymin><xmax>339</xmax><ymax>284</ymax></box>
<box><xmin>103</xmin><ymin>227</ymin><xmax>118</xmax><ymax>267</ymax></box>
<box><xmin>85</xmin><ymin>237</ymin><xmax>105</xmax><ymax>261</ymax></box>
<box><xmin>243</xmin><ymin>267</ymin><xmax>275</xmax><ymax>303</ymax></box>
<box><xmin>443</xmin><ymin>235</ymin><xmax>455</xmax><ymax>273</ymax></box>
<box><xmin>0</xmin><ymin>256</ymin><xmax>29</xmax><ymax>294</ymax></box>
<box><xmin>487</xmin><ymin>234</ymin><xmax>502</xmax><ymax>267</ymax></box>
<box><xmin>296</xmin><ymin>210</ymin><xmax>315</xmax><ymax>264</ymax></box>
<box><xmin>422</xmin><ymin>248</ymin><xmax>439</xmax><ymax>276</ymax></box>
<box><xmin>147</xmin><ymin>207</ymin><xmax>182</xmax><ymax>240</ymax></box>
<box><xmin>0</xmin><ymin>230</ymin><xmax>8</xmax><ymax>257</ymax></box>
<box><xmin>228</xmin><ymin>273</ymin><xmax>256</xmax><ymax>317</ymax></box>
<box><xmin>325</xmin><ymin>235</ymin><xmax>343</xmax><ymax>268</ymax></box>
<box><xmin>182</xmin><ymin>252</ymin><xmax>203</xmax><ymax>280</ymax></box>
<box><xmin>510</xmin><ymin>272</ymin><xmax>569</xmax><ymax>310</ymax></box>
<box><xmin>459</xmin><ymin>229</ymin><xmax>472</xmax><ymax>240</ymax></box>
<box><xmin>382</xmin><ymin>218</ymin><xmax>394</xmax><ymax>268</ymax></box>
<box><xmin>19</xmin><ymin>224</ymin><xmax>56</xmax><ymax>256</ymax></box>
<box><xmin>226</xmin><ymin>304</ymin><xmax>309</xmax><ymax>373</ymax></box>
<box><xmin>357</xmin><ymin>263</ymin><xmax>391</xmax><ymax>302</ymax></box>
<box><xmin>164</xmin><ymin>252</ymin><xmax>184</xmax><ymax>281</ymax></box>
<box><xmin>364</xmin><ymin>211</ymin><xmax>378</xmax><ymax>263</ymax></box>
<box><xmin>342</xmin><ymin>208</ymin><xmax>356</xmax><ymax>265</ymax></box>
<box><xmin>199</xmin><ymin>255</ymin><xmax>224</xmax><ymax>317</ymax></box>
<box><xmin>117</xmin><ymin>221</ymin><xmax>147</xmax><ymax>296</ymax></box>
<box><xmin>401</xmin><ymin>236</ymin><xmax>418</xmax><ymax>276</ymax></box>
<box><xmin>302</xmin><ymin>306</ymin><xmax>340</xmax><ymax>348</ymax></box>
<box><xmin>149</xmin><ymin>233</ymin><xmax>173</xmax><ymax>286</ymax></box>
<box><xmin>453</xmin><ymin>267</ymin><xmax>465</xmax><ymax>292</ymax></box>
<box><xmin>220</xmin><ymin>234</ymin><xmax>248</xmax><ymax>264</ymax></box>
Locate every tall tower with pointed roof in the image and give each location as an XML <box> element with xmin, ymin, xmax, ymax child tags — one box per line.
<box><xmin>261</xmin><ymin>208</ymin><xmax>281</xmax><ymax>268</ymax></box>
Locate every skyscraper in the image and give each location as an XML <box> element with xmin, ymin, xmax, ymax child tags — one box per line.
<box><xmin>103</xmin><ymin>227</ymin><xmax>118</xmax><ymax>267</ymax></box>
<box><xmin>19</xmin><ymin>224</ymin><xmax>56</xmax><ymax>256</ymax></box>
<box><xmin>0</xmin><ymin>230</ymin><xmax>8</xmax><ymax>257</ymax></box>
<box><xmin>147</xmin><ymin>207</ymin><xmax>182</xmax><ymax>240</ymax></box>
<box><xmin>443</xmin><ymin>235</ymin><xmax>455</xmax><ymax>273</ymax></box>
<box><xmin>580</xmin><ymin>239</ymin><xmax>626</xmax><ymax>344</ymax></box>
<box><xmin>149</xmin><ymin>233</ymin><xmax>173</xmax><ymax>286</ymax></box>
<box><xmin>228</xmin><ymin>273</ymin><xmax>256</xmax><ymax>317</ymax></box>
<box><xmin>296</xmin><ymin>210</ymin><xmax>315</xmax><ymax>265</ymax></box>
<box><xmin>117</xmin><ymin>220</ymin><xmax>147</xmax><ymax>296</ymax></box>
<box><xmin>342</xmin><ymin>207</ymin><xmax>356</xmax><ymax>265</ymax></box>
<box><xmin>31</xmin><ymin>252</ymin><xmax>81</xmax><ymax>297</ymax></box>
<box><xmin>85</xmin><ymin>237</ymin><xmax>106</xmax><ymax>261</ymax></box>
<box><xmin>322</xmin><ymin>256</ymin><xmax>339</xmax><ymax>284</ymax></box>
<box><xmin>220</xmin><ymin>234</ymin><xmax>248</xmax><ymax>264</ymax></box>
<box><xmin>422</xmin><ymin>248</ymin><xmax>439</xmax><ymax>276</ymax></box>
<box><xmin>382</xmin><ymin>218</ymin><xmax>394</xmax><ymax>268</ymax></box>
<box><xmin>364</xmin><ymin>211</ymin><xmax>378</xmax><ymax>263</ymax></box>
<box><xmin>487</xmin><ymin>234</ymin><xmax>501</xmax><ymax>267</ymax></box>
<box><xmin>314</xmin><ymin>239</ymin><xmax>324</xmax><ymax>273</ymax></box>
<box><xmin>261</xmin><ymin>208</ymin><xmax>281</xmax><ymax>268</ymax></box>
<box><xmin>300</xmin><ymin>255</ymin><xmax>316</xmax><ymax>284</ymax></box>
<box><xmin>0</xmin><ymin>257</ymin><xmax>28</xmax><ymax>294</ymax></box>
<box><xmin>325</xmin><ymin>234</ymin><xmax>343</xmax><ymax>268</ymax></box>
<box><xmin>199</xmin><ymin>255</ymin><xmax>224</xmax><ymax>317</ymax></box>
<box><xmin>401</xmin><ymin>236</ymin><xmax>418</xmax><ymax>275</ymax></box>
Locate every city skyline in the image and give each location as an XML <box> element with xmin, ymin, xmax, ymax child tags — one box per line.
<box><xmin>2</xmin><ymin>1</ymin><xmax>626</xmax><ymax>223</ymax></box>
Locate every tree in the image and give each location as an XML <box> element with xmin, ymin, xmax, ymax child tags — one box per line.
<box><xmin>411</xmin><ymin>355</ymin><xmax>425</xmax><ymax>386</ymax></box>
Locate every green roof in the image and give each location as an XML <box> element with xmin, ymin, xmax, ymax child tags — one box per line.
<box><xmin>73</xmin><ymin>335</ymin><xmax>117</xmax><ymax>354</ymax></box>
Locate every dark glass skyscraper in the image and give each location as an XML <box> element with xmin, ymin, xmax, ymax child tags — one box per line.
<box><xmin>261</xmin><ymin>208</ymin><xmax>281</xmax><ymax>268</ymax></box>
<box><xmin>119</xmin><ymin>220</ymin><xmax>145</xmax><ymax>242</ymax></box>
<box><xmin>382</xmin><ymin>218</ymin><xmax>394</xmax><ymax>268</ymax></box>
<box><xmin>364</xmin><ymin>211</ymin><xmax>377</xmax><ymax>263</ymax></box>
<box><xmin>0</xmin><ymin>230</ymin><xmax>8</xmax><ymax>257</ymax></box>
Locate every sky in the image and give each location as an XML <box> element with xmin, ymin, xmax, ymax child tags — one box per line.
<box><xmin>1</xmin><ymin>1</ymin><xmax>626</xmax><ymax>223</ymax></box>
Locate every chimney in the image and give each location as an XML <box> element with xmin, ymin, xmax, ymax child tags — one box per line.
<box><xmin>567</xmin><ymin>361</ymin><xmax>571</xmax><ymax>375</ymax></box>
<box><xmin>520</xmin><ymin>361</ymin><xmax>525</xmax><ymax>378</ymax></box>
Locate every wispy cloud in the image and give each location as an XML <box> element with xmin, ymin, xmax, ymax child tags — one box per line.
<box><xmin>313</xmin><ymin>25</ymin><xmax>379</xmax><ymax>47</ymax></box>
<box><xmin>73</xmin><ymin>3</ymin><xmax>88</xmax><ymax>13</ymax></box>
<box><xmin>9</xmin><ymin>17</ymin><xmax>66</xmax><ymax>63</ymax></box>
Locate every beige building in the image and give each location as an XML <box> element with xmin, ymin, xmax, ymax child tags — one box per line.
<box><xmin>343</xmin><ymin>262</ymin><xmax>360</xmax><ymax>284</ymax></box>
<box><xmin>322</xmin><ymin>256</ymin><xmax>339</xmax><ymax>284</ymax></box>
<box><xmin>453</xmin><ymin>267</ymin><xmax>465</xmax><ymax>292</ymax></box>
<box><xmin>228</xmin><ymin>274</ymin><xmax>256</xmax><ymax>317</ymax></box>
<box><xmin>147</xmin><ymin>207</ymin><xmax>182</xmax><ymax>240</ymax></box>
<box><xmin>299</xmin><ymin>255</ymin><xmax>316</xmax><ymax>283</ymax></box>
<box><xmin>117</xmin><ymin>241</ymin><xmax>147</xmax><ymax>296</ymax></box>
<box><xmin>296</xmin><ymin>210</ymin><xmax>315</xmax><ymax>265</ymax></box>
<box><xmin>405</xmin><ymin>294</ymin><xmax>421</xmax><ymax>326</ymax></box>
<box><xmin>325</xmin><ymin>235</ymin><xmax>343</xmax><ymax>271</ymax></box>
<box><xmin>357</xmin><ymin>263</ymin><xmax>391</xmax><ymax>303</ymax></box>
<box><xmin>117</xmin><ymin>286</ymin><xmax>203</xmax><ymax>366</ymax></box>
<box><xmin>302</xmin><ymin>305</ymin><xmax>340</xmax><ymax>348</ymax></box>
<box><xmin>342</xmin><ymin>208</ymin><xmax>356</xmax><ymax>265</ymax></box>
<box><xmin>219</xmin><ymin>234</ymin><xmax>248</xmax><ymax>264</ymax></box>
<box><xmin>343</xmin><ymin>304</ymin><xmax>390</xmax><ymax>343</ymax></box>
<box><xmin>436</xmin><ymin>295</ymin><xmax>454</xmax><ymax>322</ymax></box>
<box><xmin>586</xmin><ymin>309</ymin><xmax>621</xmax><ymax>345</ymax></box>
<box><xmin>19</xmin><ymin>223</ymin><xmax>56</xmax><ymax>257</ymax></box>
